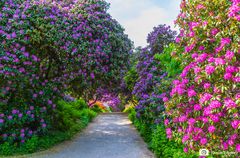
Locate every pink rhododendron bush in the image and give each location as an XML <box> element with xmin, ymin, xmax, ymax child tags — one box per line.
<box><xmin>164</xmin><ymin>0</ymin><xmax>240</xmax><ymax>154</ymax></box>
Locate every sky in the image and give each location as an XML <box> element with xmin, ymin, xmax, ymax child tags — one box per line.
<box><xmin>106</xmin><ymin>0</ymin><xmax>181</xmax><ymax>47</ymax></box>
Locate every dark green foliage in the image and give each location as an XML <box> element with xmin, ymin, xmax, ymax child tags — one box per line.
<box><xmin>22</xmin><ymin>136</ymin><xmax>39</xmax><ymax>153</ymax></box>
<box><xmin>0</xmin><ymin>142</ymin><xmax>12</xmax><ymax>155</ymax></box>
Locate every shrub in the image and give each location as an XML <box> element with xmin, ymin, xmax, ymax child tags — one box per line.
<box><xmin>154</xmin><ymin>43</ymin><xmax>183</xmax><ymax>77</ymax></box>
<box><xmin>52</xmin><ymin>99</ymin><xmax>95</xmax><ymax>131</ymax></box>
<box><xmin>0</xmin><ymin>0</ymin><xmax>132</xmax><ymax>146</ymax></box>
<box><xmin>79</xmin><ymin>109</ymin><xmax>97</xmax><ymax>126</ymax></box>
<box><xmin>165</xmin><ymin>0</ymin><xmax>240</xmax><ymax>154</ymax></box>
<box><xmin>130</xmin><ymin>25</ymin><xmax>177</xmax><ymax>125</ymax></box>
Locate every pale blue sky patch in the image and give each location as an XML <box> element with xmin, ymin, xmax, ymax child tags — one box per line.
<box><xmin>106</xmin><ymin>0</ymin><xmax>181</xmax><ymax>47</ymax></box>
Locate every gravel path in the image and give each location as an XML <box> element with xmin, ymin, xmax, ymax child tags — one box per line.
<box><xmin>24</xmin><ymin>113</ymin><xmax>155</xmax><ymax>158</ymax></box>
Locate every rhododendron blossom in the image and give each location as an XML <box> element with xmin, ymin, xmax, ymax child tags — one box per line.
<box><xmin>165</xmin><ymin>0</ymin><xmax>239</xmax><ymax>153</ymax></box>
<box><xmin>205</xmin><ymin>65</ymin><xmax>215</xmax><ymax>75</ymax></box>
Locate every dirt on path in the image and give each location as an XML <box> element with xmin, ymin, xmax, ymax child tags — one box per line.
<box><xmin>17</xmin><ymin>113</ymin><xmax>155</xmax><ymax>158</ymax></box>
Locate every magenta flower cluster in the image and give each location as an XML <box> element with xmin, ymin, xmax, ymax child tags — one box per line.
<box><xmin>164</xmin><ymin>0</ymin><xmax>239</xmax><ymax>153</ymax></box>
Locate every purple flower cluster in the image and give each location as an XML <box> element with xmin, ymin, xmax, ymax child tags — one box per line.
<box><xmin>147</xmin><ymin>24</ymin><xmax>177</xmax><ymax>54</ymax></box>
<box><xmin>131</xmin><ymin>25</ymin><xmax>176</xmax><ymax>123</ymax></box>
<box><xmin>228</xmin><ymin>0</ymin><xmax>240</xmax><ymax>21</ymax></box>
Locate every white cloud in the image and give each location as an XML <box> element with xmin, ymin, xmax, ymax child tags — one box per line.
<box><xmin>107</xmin><ymin>0</ymin><xmax>180</xmax><ymax>47</ymax></box>
<box><xmin>123</xmin><ymin>7</ymin><xmax>169</xmax><ymax>47</ymax></box>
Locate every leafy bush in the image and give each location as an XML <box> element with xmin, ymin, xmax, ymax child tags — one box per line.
<box><xmin>79</xmin><ymin>109</ymin><xmax>97</xmax><ymax>125</ymax></box>
<box><xmin>52</xmin><ymin>99</ymin><xmax>96</xmax><ymax>131</ymax></box>
<box><xmin>154</xmin><ymin>43</ymin><xmax>183</xmax><ymax>77</ymax></box>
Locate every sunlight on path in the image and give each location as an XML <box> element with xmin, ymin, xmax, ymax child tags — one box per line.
<box><xmin>28</xmin><ymin>113</ymin><xmax>155</xmax><ymax>158</ymax></box>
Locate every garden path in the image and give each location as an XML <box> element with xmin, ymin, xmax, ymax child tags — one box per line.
<box><xmin>26</xmin><ymin>113</ymin><xmax>154</xmax><ymax>158</ymax></box>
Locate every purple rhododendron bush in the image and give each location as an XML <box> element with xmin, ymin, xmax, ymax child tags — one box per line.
<box><xmin>132</xmin><ymin>25</ymin><xmax>177</xmax><ymax>124</ymax></box>
<box><xmin>164</xmin><ymin>0</ymin><xmax>240</xmax><ymax>154</ymax></box>
<box><xmin>0</xmin><ymin>0</ymin><xmax>132</xmax><ymax>150</ymax></box>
